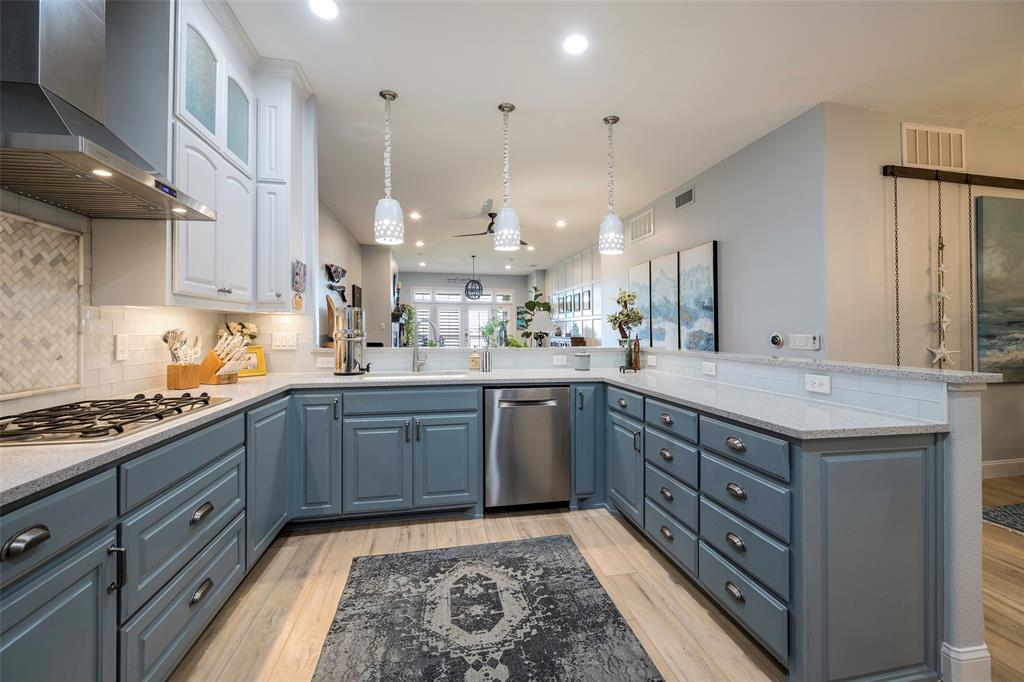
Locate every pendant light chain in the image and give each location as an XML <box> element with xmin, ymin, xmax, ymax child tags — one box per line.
<box><xmin>502</xmin><ymin>109</ymin><xmax>511</xmax><ymax>209</ymax></box>
<box><xmin>383</xmin><ymin>97</ymin><xmax>393</xmax><ymax>199</ymax></box>
<box><xmin>893</xmin><ymin>176</ymin><xmax>901</xmax><ymax>366</ymax></box>
<box><xmin>967</xmin><ymin>183</ymin><xmax>975</xmax><ymax>369</ymax></box>
<box><xmin>936</xmin><ymin>179</ymin><xmax>945</xmax><ymax>357</ymax></box>
<box><xmin>607</xmin><ymin>121</ymin><xmax>615</xmax><ymax>213</ymax></box>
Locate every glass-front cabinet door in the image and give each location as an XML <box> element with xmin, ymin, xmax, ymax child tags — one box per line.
<box><xmin>178</xmin><ymin>2</ymin><xmax>222</xmax><ymax>145</ymax></box>
<box><xmin>225</xmin><ymin>73</ymin><xmax>253</xmax><ymax>173</ymax></box>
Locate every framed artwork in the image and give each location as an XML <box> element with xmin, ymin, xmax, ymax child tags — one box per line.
<box><xmin>650</xmin><ymin>253</ymin><xmax>679</xmax><ymax>349</ymax></box>
<box><xmin>238</xmin><ymin>345</ymin><xmax>267</xmax><ymax>377</ymax></box>
<box><xmin>627</xmin><ymin>262</ymin><xmax>651</xmax><ymax>345</ymax></box>
<box><xmin>679</xmin><ymin>241</ymin><xmax>718</xmax><ymax>351</ymax></box>
<box><xmin>582</xmin><ymin>289</ymin><xmax>591</xmax><ymax>312</ymax></box>
<box><xmin>574</xmin><ymin>291</ymin><xmax>581</xmax><ymax>314</ymax></box>
<box><xmin>977</xmin><ymin>197</ymin><xmax>1024</xmax><ymax>381</ymax></box>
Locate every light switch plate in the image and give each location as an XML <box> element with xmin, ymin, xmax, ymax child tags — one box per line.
<box><xmin>114</xmin><ymin>334</ymin><xmax>128</xmax><ymax>362</ymax></box>
<box><xmin>272</xmin><ymin>332</ymin><xmax>297</xmax><ymax>350</ymax></box>
<box><xmin>790</xmin><ymin>334</ymin><xmax>822</xmax><ymax>350</ymax></box>
<box><xmin>647</xmin><ymin>354</ymin><xmax>657</xmax><ymax>367</ymax></box>
<box><xmin>552</xmin><ymin>355</ymin><xmax>567</xmax><ymax>366</ymax></box>
<box><xmin>316</xmin><ymin>356</ymin><xmax>334</xmax><ymax>369</ymax></box>
<box><xmin>702</xmin><ymin>361</ymin><xmax>717</xmax><ymax>376</ymax></box>
<box><xmin>805</xmin><ymin>373</ymin><xmax>831</xmax><ymax>394</ymax></box>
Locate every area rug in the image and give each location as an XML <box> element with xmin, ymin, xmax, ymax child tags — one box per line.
<box><xmin>312</xmin><ymin>535</ymin><xmax>663</xmax><ymax>681</ymax></box>
<box><xmin>983</xmin><ymin>503</ymin><xmax>1024</xmax><ymax>536</ymax></box>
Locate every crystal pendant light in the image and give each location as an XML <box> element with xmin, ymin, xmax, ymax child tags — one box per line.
<box><xmin>598</xmin><ymin>115</ymin><xmax>625</xmax><ymax>255</ymax></box>
<box><xmin>493</xmin><ymin>103</ymin><xmax>521</xmax><ymax>252</ymax></box>
<box><xmin>373</xmin><ymin>90</ymin><xmax>404</xmax><ymax>245</ymax></box>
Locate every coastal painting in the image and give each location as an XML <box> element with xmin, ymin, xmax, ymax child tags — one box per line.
<box><xmin>650</xmin><ymin>253</ymin><xmax>679</xmax><ymax>349</ymax></box>
<box><xmin>678</xmin><ymin>241</ymin><xmax>718</xmax><ymax>351</ymax></box>
<box><xmin>977</xmin><ymin>197</ymin><xmax>1024</xmax><ymax>382</ymax></box>
<box><xmin>627</xmin><ymin>262</ymin><xmax>651</xmax><ymax>344</ymax></box>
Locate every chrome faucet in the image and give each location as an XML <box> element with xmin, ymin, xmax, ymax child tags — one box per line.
<box><xmin>412</xmin><ymin>319</ymin><xmax>439</xmax><ymax>372</ymax></box>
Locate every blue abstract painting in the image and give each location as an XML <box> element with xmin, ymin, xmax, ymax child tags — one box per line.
<box><xmin>627</xmin><ymin>262</ymin><xmax>651</xmax><ymax>344</ymax></box>
<box><xmin>678</xmin><ymin>241</ymin><xmax>718</xmax><ymax>351</ymax></box>
<box><xmin>977</xmin><ymin>197</ymin><xmax>1024</xmax><ymax>382</ymax></box>
<box><xmin>650</xmin><ymin>253</ymin><xmax>679</xmax><ymax>349</ymax></box>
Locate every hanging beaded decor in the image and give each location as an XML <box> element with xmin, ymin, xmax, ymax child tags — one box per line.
<box><xmin>926</xmin><ymin>180</ymin><xmax>959</xmax><ymax>368</ymax></box>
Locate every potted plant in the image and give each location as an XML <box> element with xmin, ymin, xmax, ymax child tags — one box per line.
<box><xmin>607</xmin><ymin>289</ymin><xmax>644</xmax><ymax>369</ymax></box>
<box><xmin>520</xmin><ymin>286</ymin><xmax>552</xmax><ymax>347</ymax></box>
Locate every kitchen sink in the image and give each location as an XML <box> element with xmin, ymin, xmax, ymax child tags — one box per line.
<box><xmin>359</xmin><ymin>372</ymin><xmax>470</xmax><ymax>381</ymax></box>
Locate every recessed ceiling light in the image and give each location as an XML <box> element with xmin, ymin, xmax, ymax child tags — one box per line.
<box><xmin>527</xmin><ymin>245</ymin><xmax>535</xmax><ymax>251</ymax></box>
<box><xmin>91</xmin><ymin>168</ymin><xmax>113</xmax><ymax>178</ymax></box>
<box><xmin>555</xmin><ymin>219</ymin><xmax>566</xmax><ymax>228</ymax></box>
<box><xmin>562</xmin><ymin>34</ymin><xmax>588</xmax><ymax>55</ymax></box>
<box><xmin>419</xmin><ymin>261</ymin><xmax>426</xmax><ymax>267</ymax></box>
<box><xmin>505</xmin><ymin>264</ymin><xmax>512</xmax><ymax>270</ymax></box>
<box><xmin>308</xmin><ymin>0</ymin><xmax>338</xmax><ymax>20</ymax></box>
<box><xmin>409</xmin><ymin>211</ymin><xmax>421</xmax><ymax>220</ymax></box>
<box><xmin>171</xmin><ymin>207</ymin><xmax>187</xmax><ymax>214</ymax></box>
<box><xmin>415</xmin><ymin>240</ymin><xmax>424</xmax><ymax>247</ymax></box>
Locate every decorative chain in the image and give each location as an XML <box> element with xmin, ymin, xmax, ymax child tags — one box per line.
<box><xmin>607</xmin><ymin>121</ymin><xmax>615</xmax><ymax>213</ymax></box>
<box><xmin>967</xmin><ymin>183</ymin><xmax>975</xmax><ymax>369</ymax></box>
<box><xmin>502</xmin><ymin>109</ymin><xmax>510</xmax><ymax>208</ymax></box>
<box><xmin>383</xmin><ymin>97</ymin><xmax>392</xmax><ymax>199</ymax></box>
<box><xmin>936</xmin><ymin>179</ymin><xmax>945</xmax><ymax>360</ymax></box>
<box><xmin>893</xmin><ymin>176</ymin><xmax>901</xmax><ymax>366</ymax></box>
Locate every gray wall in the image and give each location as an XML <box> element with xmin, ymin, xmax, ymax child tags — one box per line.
<box><xmin>317</xmin><ymin>201</ymin><xmax>362</xmax><ymax>345</ymax></box>
<box><xmin>361</xmin><ymin>245</ymin><xmax>396</xmax><ymax>346</ymax></box>
<box><xmin>602</xmin><ymin>104</ymin><xmax>828</xmax><ymax>355</ymax></box>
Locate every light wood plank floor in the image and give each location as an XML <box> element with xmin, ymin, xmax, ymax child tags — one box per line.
<box><xmin>983</xmin><ymin>476</ymin><xmax>1024</xmax><ymax>682</ymax></box>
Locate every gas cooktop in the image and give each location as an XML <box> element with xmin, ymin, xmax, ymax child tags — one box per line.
<box><xmin>0</xmin><ymin>393</ymin><xmax>231</xmax><ymax>446</ymax></box>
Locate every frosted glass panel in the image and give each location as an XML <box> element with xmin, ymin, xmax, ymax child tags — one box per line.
<box><xmin>227</xmin><ymin>78</ymin><xmax>249</xmax><ymax>163</ymax></box>
<box><xmin>185</xmin><ymin>25</ymin><xmax>217</xmax><ymax>134</ymax></box>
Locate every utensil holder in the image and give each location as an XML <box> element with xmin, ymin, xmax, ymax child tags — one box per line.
<box><xmin>166</xmin><ymin>364</ymin><xmax>200</xmax><ymax>390</ymax></box>
<box><xmin>198</xmin><ymin>350</ymin><xmax>238</xmax><ymax>385</ymax></box>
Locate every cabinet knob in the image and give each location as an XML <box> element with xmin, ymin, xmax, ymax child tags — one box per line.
<box><xmin>659</xmin><ymin>448</ymin><xmax>673</xmax><ymax>461</ymax></box>
<box><xmin>275</xmin><ymin>292</ymin><xmax>282</xmax><ymax>298</ymax></box>
<box><xmin>617</xmin><ymin>398</ymin><xmax>628</xmax><ymax>408</ymax></box>
<box><xmin>1</xmin><ymin>525</ymin><xmax>51</xmax><ymax>561</ymax></box>
<box><xmin>659</xmin><ymin>525</ymin><xmax>673</xmax><ymax>540</ymax></box>
<box><xmin>726</xmin><ymin>482</ymin><xmax>747</xmax><ymax>500</ymax></box>
<box><xmin>726</xmin><ymin>436</ymin><xmax>746</xmax><ymax>453</ymax></box>
<box><xmin>660</xmin><ymin>413</ymin><xmax>673</xmax><ymax>425</ymax></box>
<box><xmin>725</xmin><ymin>531</ymin><xmax>746</xmax><ymax>553</ymax></box>
<box><xmin>725</xmin><ymin>581</ymin><xmax>745</xmax><ymax>603</ymax></box>
<box><xmin>217</xmin><ymin>287</ymin><xmax>234</xmax><ymax>295</ymax></box>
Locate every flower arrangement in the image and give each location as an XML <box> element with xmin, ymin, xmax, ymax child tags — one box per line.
<box><xmin>607</xmin><ymin>289</ymin><xmax>644</xmax><ymax>341</ymax></box>
<box><xmin>221</xmin><ymin>321</ymin><xmax>259</xmax><ymax>342</ymax></box>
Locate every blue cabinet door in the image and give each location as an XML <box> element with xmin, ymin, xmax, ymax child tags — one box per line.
<box><xmin>572</xmin><ymin>384</ymin><xmax>603</xmax><ymax>501</ymax></box>
<box><xmin>246</xmin><ymin>396</ymin><xmax>291</xmax><ymax>570</ymax></box>
<box><xmin>291</xmin><ymin>392</ymin><xmax>343</xmax><ymax>519</ymax></box>
<box><xmin>0</xmin><ymin>531</ymin><xmax>117</xmax><ymax>682</ymax></box>
<box><xmin>413</xmin><ymin>413</ymin><xmax>480</xmax><ymax>508</ymax></box>
<box><xmin>607</xmin><ymin>411</ymin><xmax>643</xmax><ymax>525</ymax></box>
<box><xmin>343</xmin><ymin>416</ymin><xmax>413</xmax><ymax>514</ymax></box>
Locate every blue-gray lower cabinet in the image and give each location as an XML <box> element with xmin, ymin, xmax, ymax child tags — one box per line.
<box><xmin>0</xmin><ymin>530</ymin><xmax>118</xmax><ymax>682</ymax></box>
<box><xmin>572</xmin><ymin>384</ymin><xmax>603</xmax><ymax>503</ymax></box>
<box><xmin>291</xmin><ymin>392</ymin><xmax>343</xmax><ymax>519</ymax></box>
<box><xmin>246</xmin><ymin>396</ymin><xmax>291</xmax><ymax>570</ymax></box>
<box><xmin>413</xmin><ymin>413</ymin><xmax>480</xmax><ymax>508</ymax></box>
<box><xmin>343</xmin><ymin>416</ymin><xmax>413</xmax><ymax>514</ymax></box>
<box><xmin>606</xmin><ymin>411</ymin><xmax>643</xmax><ymax>525</ymax></box>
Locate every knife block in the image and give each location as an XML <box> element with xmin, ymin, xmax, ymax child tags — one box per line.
<box><xmin>198</xmin><ymin>350</ymin><xmax>238</xmax><ymax>385</ymax></box>
<box><xmin>166</xmin><ymin>364</ymin><xmax>200</xmax><ymax>390</ymax></box>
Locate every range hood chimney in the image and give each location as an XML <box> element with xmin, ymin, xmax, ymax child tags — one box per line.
<box><xmin>0</xmin><ymin>0</ymin><xmax>214</xmax><ymax>221</ymax></box>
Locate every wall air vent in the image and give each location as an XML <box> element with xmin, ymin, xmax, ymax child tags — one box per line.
<box><xmin>674</xmin><ymin>186</ymin><xmax>695</xmax><ymax>210</ymax></box>
<box><xmin>628</xmin><ymin>208</ymin><xmax>654</xmax><ymax>244</ymax></box>
<box><xmin>901</xmin><ymin>123</ymin><xmax>966</xmax><ymax>171</ymax></box>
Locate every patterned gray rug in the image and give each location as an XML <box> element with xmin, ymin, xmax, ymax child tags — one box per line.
<box><xmin>312</xmin><ymin>535</ymin><xmax>663</xmax><ymax>681</ymax></box>
<box><xmin>983</xmin><ymin>503</ymin><xmax>1024</xmax><ymax>536</ymax></box>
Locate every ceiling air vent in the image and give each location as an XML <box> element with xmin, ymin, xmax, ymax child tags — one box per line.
<box><xmin>674</xmin><ymin>186</ymin><xmax>695</xmax><ymax>210</ymax></box>
<box><xmin>628</xmin><ymin>208</ymin><xmax>654</xmax><ymax>244</ymax></box>
<box><xmin>901</xmin><ymin>123</ymin><xmax>966</xmax><ymax>171</ymax></box>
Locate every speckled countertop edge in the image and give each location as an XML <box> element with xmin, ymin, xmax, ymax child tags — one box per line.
<box><xmin>0</xmin><ymin>369</ymin><xmax>948</xmax><ymax>508</ymax></box>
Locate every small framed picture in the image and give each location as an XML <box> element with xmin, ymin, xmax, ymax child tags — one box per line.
<box><xmin>582</xmin><ymin>289</ymin><xmax>591</xmax><ymax>311</ymax></box>
<box><xmin>574</xmin><ymin>292</ymin><xmax>581</xmax><ymax>313</ymax></box>
<box><xmin>238</xmin><ymin>345</ymin><xmax>267</xmax><ymax>377</ymax></box>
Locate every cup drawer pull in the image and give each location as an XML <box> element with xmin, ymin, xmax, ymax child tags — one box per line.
<box><xmin>659</xmin><ymin>525</ymin><xmax>673</xmax><ymax>540</ymax></box>
<box><xmin>1</xmin><ymin>525</ymin><xmax>51</xmax><ymax>561</ymax></box>
<box><xmin>190</xmin><ymin>501</ymin><xmax>215</xmax><ymax>525</ymax></box>
<box><xmin>660</xmin><ymin>413</ymin><xmax>673</xmax><ymax>425</ymax></box>
<box><xmin>726</xmin><ymin>482</ymin><xmax>748</xmax><ymax>500</ymax></box>
<box><xmin>190</xmin><ymin>577</ymin><xmax>214</xmax><ymax>607</ymax></box>
<box><xmin>659</xmin><ymin>486</ymin><xmax>674</xmax><ymax>501</ymax></box>
<box><xmin>659</xmin><ymin>448</ymin><xmax>674</xmax><ymax>461</ymax></box>
<box><xmin>726</xmin><ymin>436</ymin><xmax>746</xmax><ymax>453</ymax></box>
<box><xmin>725</xmin><ymin>581</ymin><xmax>745</xmax><ymax>603</ymax></box>
<box><xmin>725</xmin><ymin>531</ymin><xmax>747</xmax><ymax>553</ymax></box>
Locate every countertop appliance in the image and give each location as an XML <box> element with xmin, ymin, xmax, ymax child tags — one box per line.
<box><xmin>334</xmin><ymin>306</ymin><xmax>370</xmax><ymax>375</ymax></box>
<box><xmin>484</xmin><ymin>387</ymin><xmax>570</xmax><ymax>507</ymax></box>
<box><xmin>0</xmin><ymin>0</ymin><xmax>214</xmax><ymax>221</ymax></box>
<box><xmin>0</xmin><ymin>393</ymin><xmax>230</xmax><ymax>446</ymax></box>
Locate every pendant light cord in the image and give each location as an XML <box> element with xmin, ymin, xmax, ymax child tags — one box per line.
<box><xmin>967</xmin><ymin>183</ymin><xmax>975</xmax><ymax>369</ymax></box>
<box><xmin>502</xmin><ymin>109</ymin><xmax>511</xmax><ymax>209</ymax></box>
<box><xmin>893</xmin><ymin>176</ymin><xmax>901</xmax><ymax>366</ymax></box>
<box><xmin>383</xmin><ymin>97</ymin><xmax>393</xmax><ymax>199</ymax></box>
<box><xmin>607</xmin><ymin>121</ymin><xmax>615</xmax><ymax>213</ymax></box>
<box><xmin>936</xmin><ymin>179</ymin><xmax>945</xmax><ymax>362</ymax></box>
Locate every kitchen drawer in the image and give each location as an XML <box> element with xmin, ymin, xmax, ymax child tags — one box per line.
<box><xmin>643</xmin><ymin>499</ymin><xmax>697</xmax><ymax>576</ymax></box>
<box><xmin>0</xmin><ymin>470</ymin><xmax>116</xmax><ymax>587</ymax></box>
<box><xmin>700</xmin><ymin>416</ymin><xmax>790</xmax><ymax>482</ymax></box>
<box><xmin>700</xmin><ymin>453</ymin><xmax>791</xmax><ymax>542</ymax></box>
<box><xmin>120</xmin><ymin>414</ymin><xmax>244</xmax><ymax>512</ymax></box>
<box><xmin>645</xmin><ymin>398</ymin><xmax>698</xmax><ymax>444</ymax></box>
<box><xmin>343</xmin><ymin>387</ymin><xmax>479</xmax><ymax>416</ymax></box>
<box><xmin>698</xmin><ymin>541</ymin><xmax>788</xmax><ymax>663</ymax></box>
<box><xmin>120</xmin><ymin>513</ymin><xmax>246</xmax><ymax>682</ymax></box>
<box><xmin>644</xmin><ymin>427</ymin><xmax>699</xmax><ymax>488</ymax></box>
<box><xmin>645</xmin><ymin>464</ymin><xmax>698</xmax><ymax>531</ymax></box>
<box><xmin>607</xmin><ymin>386</ymin><xmax>644</xmax><ymax>421</ymax></box>
<box><xmin>120</xmin><ymin>448</ymin><xmax>245</xmax><ymax>621</ymax></box>
<box><xmin>700</xmin><ymin>497</ymin><xmax>790</xmax><ymax>601</ymax></box>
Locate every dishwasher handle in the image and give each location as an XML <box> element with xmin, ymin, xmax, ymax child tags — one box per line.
<box><xmin>498</xmin><ymin>399</ymin><xmax>560</xmax><ymax>408</ymax></box>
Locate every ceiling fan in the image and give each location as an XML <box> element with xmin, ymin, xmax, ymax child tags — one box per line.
<box><xmin>451</xmin><ymin>210</ymin><xmax>529</xmax><ymax>246</ymax></box>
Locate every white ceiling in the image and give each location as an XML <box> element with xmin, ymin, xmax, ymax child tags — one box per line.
<box><xmin>229</xmin><ymin>0</ymin><xmax>1024</xmax><ymax>276</ymax></box>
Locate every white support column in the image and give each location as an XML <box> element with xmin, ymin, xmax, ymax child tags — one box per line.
<box><xmin>941</xmin><ymin>384</ymin><xmax>991</xmax><ymax>682</ymax></box>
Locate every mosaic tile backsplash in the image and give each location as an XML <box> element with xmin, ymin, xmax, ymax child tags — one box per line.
<box><xmin>1</xmin><ymin>212</ymin><xmax>82</xmax><ymax>397</ymax></box>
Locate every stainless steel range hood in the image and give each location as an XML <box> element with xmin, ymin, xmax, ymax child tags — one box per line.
<box><xmin>0</xmin><ymin>0</ymin><xmax>214</xmax><ymax>221</ymax></box>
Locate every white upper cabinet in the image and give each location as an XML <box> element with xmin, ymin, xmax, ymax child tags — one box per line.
<box><xmin>256</xmin><ymin>76</ymin><xmax>291</xmax><ymax>184</ymax></box>
<box><xmin>217</xmin><ymin>165</ymin><xmax>254</xmax><ymax>302</ymax></box>
<box><xmin>173</xmin><ymin>124</ymin><xmax>220</xmax><ymax>300</ymax></box>
<box><xmin>255</xmin><ymin>183</ymin><xmax>290</xmax><ymax>304</ymax></box>
<box><xmin>224</xmin><ymin>73</ymin><xmax>254</xmax><ymax>172</ymax></box>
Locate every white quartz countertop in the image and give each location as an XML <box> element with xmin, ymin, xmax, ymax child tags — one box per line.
<box><xmin>0</xmin><ymin>369</ymin><xmax>948</xmax><ymax>508</ymax></box>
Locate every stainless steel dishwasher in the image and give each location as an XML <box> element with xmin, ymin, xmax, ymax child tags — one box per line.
<box><xmin>485</xmin><ymin>387</ymin><xmax>570</xmax><ymax>507</ymax></box>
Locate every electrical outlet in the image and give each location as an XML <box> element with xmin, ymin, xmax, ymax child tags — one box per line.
<box><xmin>316</xmin><ymin>356</ymin><xmax>334</xmax><ymax>369</ymax></box>
<box><xmin>702</xmin><ymin>361</ymin><xmax>717</xmax><ymax>377</ymax></box>
<box><xmin>272</xmin><ymin>332</ymin><xmax>297</xmax><ymax>350</ymax></box>
<box><xmin>805</xmin><ymin>373</ymin><xmax>831</xmax><ymax>394</ymax></box>
<box><xmin>115</xmin><ymin>334</ymin><xmax>128</xmax><ymax>361</ymax></box>
<box><xmin>647</xmin><ymin>354</ymin><xmax>657</xmax><ymax>367</ymax></box>
<box><xmin>552</xmin><ymin>355</ymin><xmax>567</xmax><ymax>366</ymax></box>
<box><xmin>790</xmin><ymin>334</ymin><xmax>822</xmax><ymax>350</ymax></box>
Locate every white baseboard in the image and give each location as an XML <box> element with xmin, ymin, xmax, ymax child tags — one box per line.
<box><xmin>942</xmin><ymin>642</ymin><xmax>991</xmax><ymax>682</ymax></box>
<box><xmin>982</xmin><ymin>457</ymin><xmax>1024</xmax><ymax>479</ymax></box>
